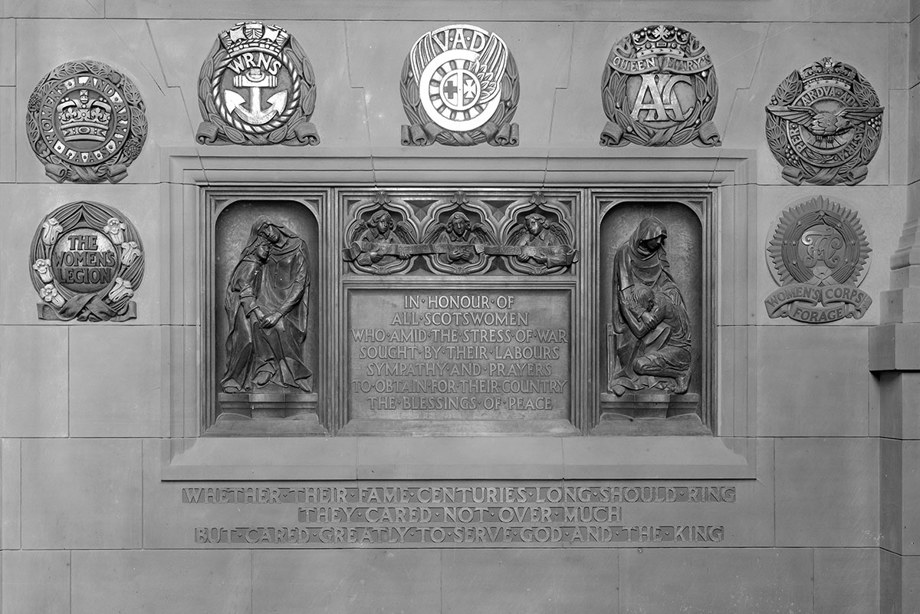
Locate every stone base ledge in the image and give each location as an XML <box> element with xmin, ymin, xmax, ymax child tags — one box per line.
<box><xmin>160</xmin><ymin>436</ymin><xmax>756</xmax><ymax>482</ymax></box>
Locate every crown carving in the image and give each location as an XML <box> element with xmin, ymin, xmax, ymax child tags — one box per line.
<box><xmin>56</xmin><ymin>90</ymin><xmax>111</xmax><ymax>142</ymax></box>
<box><xmin>800</xmin><ymin>57</ymin><xmax>858</xmax><ymax>81</ymax></box>
<box><xmin>630</xmin><ymin>25</ymin><xmax>701</xmax><ymax>59</ymax></box>
<box><xmin>219</xmin><ymin>22</ymin><xmax>289</xmax><ymax>55</ymax></box>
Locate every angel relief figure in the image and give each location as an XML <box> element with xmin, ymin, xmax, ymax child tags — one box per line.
<box><xmin>608</xmin><ymin>217</ymin><xmax>692</xmax><ymax>396</ymax></box>
<box><xmin>506</xmin><ymin>213</ymin><xmax>578</xmax><ymax>274</ymax></box>
<box><xmin>343</xmin><ymin>210</ymin><xmax>417</xmax><ymax>274</ymax></box>
<box><xmin>222</xmin><ymin>218</ymin><xmax>313</xmax><ymax>394</ymax></box>
<box><xmin>422</xmin><ymin>211</ymin><xmax>497</xmax><ymax>274</ymax></box>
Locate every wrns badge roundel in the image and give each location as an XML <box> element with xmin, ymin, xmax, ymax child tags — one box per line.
<box><xmin>600</xmin><ymin>25</ymin><xmax>720</xmax><ymax>147</ymax></box>
<box><xmin>766</xmin><ymin>58</ymin><xmax>883</xmax><ymax>186</ymax></box>
<box><xmin>26</xmin><ymin>60</ymin><xmax>147</xmax><ymax>183</ymax></box>
<box><xmin>196</xmin><ymin>22</ymin><xmax>320</xmax><ymax>146</ymax></box>
<box><xmin>400</xmin><ymin>24</ymin><xmax>520</xmax><ymax>146</ymax></box>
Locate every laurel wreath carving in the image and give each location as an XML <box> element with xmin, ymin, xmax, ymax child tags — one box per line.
<box><xmin>197</xmin><ymin>36</ymin><xmax>318</xmax><ymax>146</ymax></box>
<box><xmin>601</xmin><ymin>65</ymin><xmax>719</xmax><ymax>147</ymax></box>
<box><xmin>399</xmin><ymin>53</ymin><xmax>520</xmax><ymax>147</ymax></box>
<box><xmin>25</xmin><ymin>60</ymin><xmax>147</xmax><ymax>183</ymax></box>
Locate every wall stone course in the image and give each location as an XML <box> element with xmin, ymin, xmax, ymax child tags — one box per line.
<box><xmin>0</xmin><ymin>326</ymin><xmax>69</xmax><ymax>437</ymax></box>
<box><xmin>775</xmin><ymin>437</ymin><xmax>880</xmax><ymax>547</ymax></box>
<box><xmin>1</xmin><ymin>550</ymin><xmax>70</xmax><ymax>614</ymax></box>
<box><xmin>814</xmin><ymin>547</ymin><xmax>880</xmax><ymax>614</ymax></box>
<box><xmin>756</xmin><ymin>326</ymin><xmax>870</xmax><ymax>437</ymax></box>
<box><xmin>619</xmin><ymin>547</ymin><xmax>814</xmax><ymax>613</ymax></box>
<box><xmin>1</xmin><ymin>439</ymin><xmax>20</xmax><ymax>550</ymax></box>
<box><xmin>71</xmin><ymin>550</ymin><xmax>250</xmax><ymax>614</ymax></box>
<box><xmin>441</xmin><ymin>549</ymin><xmax>618</xmax><ymax>614</ymax></box>
<box><xmin>69</xmin><ymin>325</ymin><xmax>164</xmax><ymax>437</ymax></box>
<box><xmin>252</xmin><ymin>550</ymin><xmax>439</xmax><ymax>613</ymax></box>
<box><xmin>21</xmin><ymin>438</ymin><xmax>142</xmax><ymax>549</ymax></box>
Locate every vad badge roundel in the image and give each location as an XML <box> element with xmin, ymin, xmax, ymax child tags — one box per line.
<box><xmin>766</xmin><ymin>58</ymin><xmax>883</xmax><ymax>186</ymax></box>
<box><xmin>601</xmin><ymin>25</ymin><xmax>720</xmax><ymax>147</ymax></box>
<box><xmin>26</xmin><ymin>60</ymin><xmax>147</xmax><ymax>183</ymax></box>
<box><xmin>196</xmin><ymin>22</ymin><xmax>319</xmax><ymax>146</ymax></box>
<box><xmin>400</xmin><ymin>24</ymin><xmax>519</xmax><ymax>146</ymax></box>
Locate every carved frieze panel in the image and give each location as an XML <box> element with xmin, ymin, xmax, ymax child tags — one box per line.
<box><xmin>766</xmin><ymin>58</ymin><xmax>883</xmax><ymax>186</ymax></box>
<box><xmin>26</xmin><ymin>60</ymin><xmax>147</xmax><ymax>183</ymax></box>
<box><xmin>765</xmin><ymin>196</ymin><xmax>872</xmax><ymax>323</ymax></box>
<box><xmin>600</xmin><ymin>25</ymin><xmax>720</xmax><ymax>148</ymax></box>
<box><xmin>196</xmin><ymin>22</ymin><xmax>320</xmax><ymax>146</ymax></box>
<box><xmin>400</xmin><ymin>24</ymin><xmax>520</xmax><ymax>146</ymax></box>
<box><xmin>30</xmin><ymin>201</ymin><xmax>144</xmax><ymax>321</ymax></box>
<box><xmin>342</xmin><ymin>191</ymin><xmax>578</xmax><ymax>275</ymax></box>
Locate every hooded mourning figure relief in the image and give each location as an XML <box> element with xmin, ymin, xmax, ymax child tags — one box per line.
<box><xmin>607</xmin><ymin>217</ymin><xmax>692</xmax><ymax>395</ymax></box>
<box><xmin>222</xmin><ymin>218</ymin><xmax>313</xmax><ymax>393</ymax></box>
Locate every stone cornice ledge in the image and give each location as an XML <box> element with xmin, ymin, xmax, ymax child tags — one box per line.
<box><xmin>161</xmin><ymin>146</ymin><xmax>757</xmax><ymax>187</ymax></box>
<box><xmin>161</xmin><ymin>436</ymin><xmax>756</xmax><ymax>482</ymax></box>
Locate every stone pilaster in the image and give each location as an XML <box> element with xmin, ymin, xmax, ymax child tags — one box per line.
<box><xmin>870</xmin><ymin>7</ymin><xmax>920</xmax><ymax>610</ymax></box>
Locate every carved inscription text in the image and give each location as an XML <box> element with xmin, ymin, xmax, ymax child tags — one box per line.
<box><xmin>185</xmin><ymin>481</ymin><xmax>734</xmax><ymax>548</ymax></box>
<box><xmin>348</xmin><ymin>290</ymin><xmax>571</xmax><ymax>419</ymax></box>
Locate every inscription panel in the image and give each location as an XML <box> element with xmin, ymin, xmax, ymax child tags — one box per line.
<box><xmin>181</xmin><ymin>481</ymin><xmax>737</xmax><ymax>548</ymax></box>
<box><xmin>347</xmin><ymin>288</ymin><xmax>571</xmax><ymax>422</ymax></box>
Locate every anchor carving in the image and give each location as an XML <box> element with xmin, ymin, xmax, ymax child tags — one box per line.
<box><xmin>223</xmin><ymin>67</ymin><xmax>287</xmax><ymax>126</ymax></box>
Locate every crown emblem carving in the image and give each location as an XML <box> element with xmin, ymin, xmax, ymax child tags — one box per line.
<box><xmin>219</xmin><ymin>22</ymin><xmax>290</xmax><ymax>55</ymax></box>
<box><xmin>56</xmin><ymin>89</ymin><xmax>112</xmax><ymax>143</ymax></box>
<box><xmin>629</xmin><ymin>24</ymin><xmax>700</xmax><ymax>59</ymax></box>
<box><xmin>25</xmin><ymin>60</ymin><xmax>147</xmax><ymax>183</ymax></box>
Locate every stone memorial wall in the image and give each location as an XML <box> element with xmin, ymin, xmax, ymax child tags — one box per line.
<box><xmin>1</xmin><ymin>2</ymin><xmax>919</xmax><ymax>612</ymax></box>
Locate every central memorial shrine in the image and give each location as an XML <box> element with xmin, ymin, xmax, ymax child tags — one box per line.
<box><xmin>2</xmin><ymin>4</ymin><xmax>916</xmax><ymax>613</ymax></box>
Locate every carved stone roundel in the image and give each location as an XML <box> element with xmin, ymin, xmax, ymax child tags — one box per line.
<box><xmin>764</xmin><ymin>196</ymin><xmax>872</xmax><ymax>324</ymax></box>
<box><xmin>196</xmin><ymin>22</ymin><xmax>319</xmax><ymax>146</ymax></box>
<box><xmin>400</xmin><ymin>24</ymin><xmax>520</xmax><ymax>146</ymax></box>
<box><xmin>600</xmin><ymin>25</ymin><xmax>721</xmax><ymax>148</ymax></box>
<box><xmin>30</xmin><ymin>201</ymin><xmax>145</xmax><ymax>322</ymax></box>
<box><xmin>26</xmin><ymin>60</ymin><xmax>147</xmax><ymax>183</ymax></box>
<box><xmin>766</xmin><ymin>58</ymin><xmax>883</xmax><ymax>186</ymax></box>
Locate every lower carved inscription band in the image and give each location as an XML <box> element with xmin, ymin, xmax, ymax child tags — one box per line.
<box><xmin>183</xmin><ymin>481</ymin><xmax>735</xmax><ymax>548</ymax></box>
